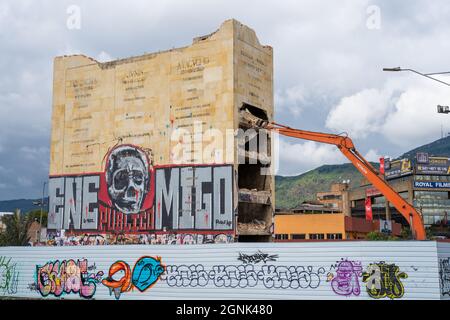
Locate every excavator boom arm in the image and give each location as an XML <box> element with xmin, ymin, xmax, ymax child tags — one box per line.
<box><xmin>266</xmin><ymin>122</ymin><xmax>426</xmax><ymax>240</ymax></box>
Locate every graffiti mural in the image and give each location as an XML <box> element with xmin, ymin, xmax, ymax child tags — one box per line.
<box><xmin>328</xmin><ymin>259</ymin><xmax>363</xmax><ymax>297</ymax></box>
<box><xmin>362</xmin><ymin>262</ymin><xmax>408</xmax><ymax>299</ymax></box>
<box><xmin>36</xmin><ymin>259</ymin><xmax>104</xmax><ymax>299</ymax></box>
<box><xmin>237</xmin><ymin>251</ymin><xmax>278</xmax><ymax>264</ymax></box>
<box><xmin>161</xmin><ymin>264</ymin><xmax>325</xmax><ymax>289</ymax></box>
<box><xmin>44</xmin><ymin>232</ymin><xmax>234</xmax><ymax>246</ymax></box>
<box><xmin>102</xmin><ymin>256</ymin><xmax>165</xmax><ymax>300</ymax></box>
<box><xmin>105</xmin><ymin>145</ymin><xmax>153</xmax><ymax>214</ymax></box>
<box><xmin>47</xmin><ymin>144</ymin><xmax>234</xmax><ymax>243</ymax></box>
<box><xmin>439</xmin><ymin>257</ymin><xmax>450</xmax><ymax>296</ymax></box>
<box><xmin>0</xmin><ymin>256</ymin><xmax>19</xmax><ymax>295</ymax></box>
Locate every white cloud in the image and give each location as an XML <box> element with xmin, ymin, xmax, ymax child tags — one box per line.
<box><xmin>96</xmin><ymin>51</ymin><xmax>114</xmax><ymax>62</ymax></box>
<box><xmin>364</xmin><ymin>149</ymin><xmax>381</xmax><ymax>162</ymax></box>
<box><xmin>382</xmin><ymin>81</ymin><xmax>450</xmax><ymax>148</ymax></box>
<box><xmin>325</xmin><ymin>76</ymin><xmax>450</xmax><ymax>150</ymax></box>
<box><xmin>275</xmin><ymin>85</ymin><xmax>308</xmax><ymax>117</ymax></box>
<box><xmin>325</xmin><ymin>88</ymin><xmax>393</xmax><ymax>139</ymax></box>
<box><xmin>276</xmin><ymin>138</ymin><xmax>346</xmax><ymax>176</ymax></box>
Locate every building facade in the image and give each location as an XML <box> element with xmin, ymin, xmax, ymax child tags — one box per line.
<box><xmin>274</xmin><ymin>200</ymin><xmax>401</xmax><ymax>241</ymax></box>
<box><xmin>349</xmin><ymin>153</ymin><xmax>450</xmax><ymax>237</ymax></box>
<box><xmin>316</xmin><ymin>183</ymin><xmax>351</xmax><ymax>215</ymax></box>
<box><xmin>47</xmin><ymin>20</ymin><xmax>274</xmax><ymax>244</ymax></box>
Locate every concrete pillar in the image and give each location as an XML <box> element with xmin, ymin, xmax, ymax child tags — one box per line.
<box><xmin>385</xmin><ymin>201</ymin><xmax>391</xmax><ymax>221</ymax></box>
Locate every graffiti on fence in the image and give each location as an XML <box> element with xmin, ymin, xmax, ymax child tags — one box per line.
<box><xmin>439</xmin><ymin>257</ymin><xmax>450</xmax><ymax>296</ymax></box>
<box><xmin>36</xmin><ymin>259</ymin><xmax>104</xmax><ymax>299</ymax></box>
<box><xmin>102</xmin><ymin>256</ymin><xmax>165</xmax><ymax>299</ymax></box>
<box><xmin>0</xmin><ymin>256</ymin><xmax>19</xmax><ymax>295</ymax></box>
<box><xmin>237</xmin><ymin>251</ymin><xmax>278</xmax><ymax>264</ymax></box>
<box><xmin>362</xmin><ymin>262</ymin><xmax>408</xmax><ymax>299</ymax></box>
<box><xmin>161</xmin><ymin>264</ymin><xmax>325</xmax><ymax>289</ymax></box>
<box><xmin>328</xmin><ymin>259</ymin><xmax>363</xmax><ymax>297</ymax></box>
<box><xmin>45</xmin><ymin>232</ymin><xmax>234</xmax><ymax>246</ymax></box>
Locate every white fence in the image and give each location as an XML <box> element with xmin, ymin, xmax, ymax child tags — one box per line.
<box><xmin>0</xmin><ymin>241</ymin><xmax>448</xmax><ymax>300</ymax></box>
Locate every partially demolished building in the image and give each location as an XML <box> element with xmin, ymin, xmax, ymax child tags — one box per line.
<box><xmin>47</xmin><ymin>19</ymin><xmax>274</xmax><ymax>244</ymax></box>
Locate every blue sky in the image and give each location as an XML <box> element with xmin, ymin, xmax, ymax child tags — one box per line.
<box><xmin>0</xmin><ymin>0</ymin><xmax>449</xmax><ymax>200</ymax></box>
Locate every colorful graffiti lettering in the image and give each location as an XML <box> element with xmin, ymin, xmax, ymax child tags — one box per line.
<box><xmin>237</xmin><ymin>251</ymin><xmax>278</xmax><ymax>264</ymax></box>
<box><xmin>0</xmin><ymin>256</ymin><xmax>19</xmax><ymax>295</ymax></box>
<box><xmin>48</xmin><ymin>155</ymin><xmax>233</xmax><ymax>235</ymax></box>
<box><xmin>44</xmin><ymin>232</ymin><xmax>234</xmax><ymax>247</ymax></box>
<box><xmin>362</xmin><ymin>262</ymin><xmax>408</xmax><ymax>299</ymax></box>
<box><xmin>329</xmin><ymin>259</ymin><xmax>363</xmax><ymax>296</ymax></box>
<box><xmin>161</xmin><ymin>264</ymin><xmax>325</xmax><ymax>289</ymax></box>
<box><xmin>102</xmin><ymin>256</ymin><xmax>165</xmax><ymax>299</ymax></box>
<box><xmin>439</xmin><ymin>258</ymin><xmax>450</xmax><ymax>296</ymax></box>
<box><xmin>36</xmin><ymin>259</ymin><xmax>103</xmax><ymax>299</ymax></box>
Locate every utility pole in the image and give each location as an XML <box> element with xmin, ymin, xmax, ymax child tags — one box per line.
<box><xmin>38</xmin><ymin>181</ymin><xmax>47</xmax><ymax>244</ymax></box>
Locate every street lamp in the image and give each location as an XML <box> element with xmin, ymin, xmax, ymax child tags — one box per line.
<box><xmin>383</xmin><ymin>67</ymin><xmax>450</xmax><ymax>87</ymax></box>
<box><xmin>38</xmin><ymin>181</ymin><xmax>47</xmax><ymax>243</ymax></box>
<box><xmin>384</xmin><ymin>67</ymin><xmax>450</xmax><ymax>116</ymax></box>
<box><xmin>437</xmin><ymin>105</ymin><xmax>450</xmax><ymax>114</ymax></box>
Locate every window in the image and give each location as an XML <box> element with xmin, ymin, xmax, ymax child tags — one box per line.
<box><xmin>327</xmin><ymin>233</ymin><xmax>343</xmax><ymax>240</ymax></box>
<box><xmin>275</xmin><ymin>234</ymin><xmax>289</xmax><ymax>240</ymax></box>
<box><xmin>291</xmin><ymin>234</ymin><xmax>306</xmax><ymax>240</ymax></box>
<box><xmin>309</xmin><ymin>233</ymin><xmax>325</xmax><ymax>240</ymax></box>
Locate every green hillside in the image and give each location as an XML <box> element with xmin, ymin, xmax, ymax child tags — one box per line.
<box><xmin>400</xmin><ymin>136</ymin><xmax>450</xmax><ymax>160</ymax></box>
<box><xmin>275</xmin><ymin>135</ymin><xmax>450</xmax><ymax>210</ymax></box>
<box><xmin>275</xmin><ymin>163</ymin><xmax>365</xmax><ymax>209</ymax></box>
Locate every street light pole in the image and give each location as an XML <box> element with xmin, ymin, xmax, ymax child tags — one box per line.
<box><xmin>383</xmin><ymin>67</ymin><xmax>450</xmax><ymax>87</ymax></box>
<box><xmin>38</xmin><ymin>181</ymin><xmax>47</xmax><ymax>244</ymax></box>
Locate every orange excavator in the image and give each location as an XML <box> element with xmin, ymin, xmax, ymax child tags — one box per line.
<box><xmin>242</xmin><ymin>110</ymin><xmax>426</xmax><ymax>240</ymax></box>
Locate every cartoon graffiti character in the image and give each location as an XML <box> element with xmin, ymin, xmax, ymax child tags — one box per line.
<box><xmin>362</xmin><ymin>262</ymin><xmax>408</xmax><ymax>299</ymax></box>
<box><xmin>182</xmin><ymin>234</ymin><xmax>196</xmax><ymax>245</ymax></box>
<box><xmin>102</xmin><ymin>261</ymin><xmax>133</xmax><ymax>299</ymax></box>
<box><xmin>102</xmin><ymin>257</ymin><xmax>165</xmax><ymax>299</ymax></box>
<box><xmin>132</xmin><ymin>256</ymin><xmax>165</xmax><ymax>292</ymax></box>
<box><xmin>214</xmin><ymin>234</ymin><xmax>229</xmax><ymax>244</ymax></box>
<box><xmin>105</xmin><ymin>145</ymin><xmax>153</xmax><ymax>214</ymax></box>
<box><xmin>330</xmin><ymin>259</ymin><xmax>363</xmax><ymax>296</ymax></box>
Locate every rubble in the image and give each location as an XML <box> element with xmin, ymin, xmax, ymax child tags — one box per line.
<box><xmin>238</xmin><ymin>188</ymin><xmax>272</xmax><ymax>205</ymax></box>
<box><xmin>237</xmin><ymin>219</ymin><xmax>269</xmax><ymax>235</ymax></box>
<box><xmin>239</xmin><ymin>108</ymin><xmax>269</xmax><ymax>129</ymax></box>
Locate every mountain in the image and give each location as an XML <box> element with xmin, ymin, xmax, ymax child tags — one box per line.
<box><xmin>275</xmin><ymin>135</ymin><xmax>450</xmax><ymax>209</ymax></box>
<box><xmin>400</xmin><ymin>136</ymin><xmax>450</xmax><ymax>160</ymax></box>
<box><xmin>0</xmin><ymin>198</ymin><xmax>48</xmax><ymax>214</ymax></box>
<box><xmin>275</xmin><ymin>163</ymin><xmax>366</xmax><ymax>209</ymax></box>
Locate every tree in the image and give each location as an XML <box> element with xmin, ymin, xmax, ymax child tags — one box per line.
<box><xmin>26</xmin><ymin>209</ymin><xmax>48</xmax><ymax>227</ymax></box>
<box><xmin>366</xmin><ymin>231</ymin><xmax>399</xmax><ymax>241</ymax></box>
<box><xmin>0</xmin><ymin>209</ymin><xmax>32</xmax><ymax>246</ymax></box>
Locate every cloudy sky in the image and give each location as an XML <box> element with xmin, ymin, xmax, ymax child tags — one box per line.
<box><xmin>0</xmin><ymin>0</ymin><xmax>449</xmax><ymax>200</ymax></box>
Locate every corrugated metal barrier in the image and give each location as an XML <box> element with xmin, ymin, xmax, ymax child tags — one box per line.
<box><xmin>1</xmin><ymin>241</ymin><xmax>449</xmax><ymax>300</ymax></box>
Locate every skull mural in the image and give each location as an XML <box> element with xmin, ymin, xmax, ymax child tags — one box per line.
<box><xmin>106</xmin><ymin>145</ymin><xmax>151</xmax><ymax>214</ymax></box>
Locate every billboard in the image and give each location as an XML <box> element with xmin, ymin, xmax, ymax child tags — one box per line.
<box><xmin>384</xmin><ymin>158</ymin><xmax>413</xmax><ymax>180</ymax></box>
<box><xmin>415</xmin><ymin>154</ymin><xmax>450</xmax><ymax>175</ymax></box>
<box><xmin>379</xmin><ymin>219</ymin><xmax>392</xmax><ymax>234</ymax></box>
<box><xmin>48</xmin><ymin>144</ymin><xmax>235</xmax><ymax>244</ymax></box>
<box><xmin>413</xmin><ymin>181</ymin><xmax>450</xmax><ymax>189</ymax></box>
